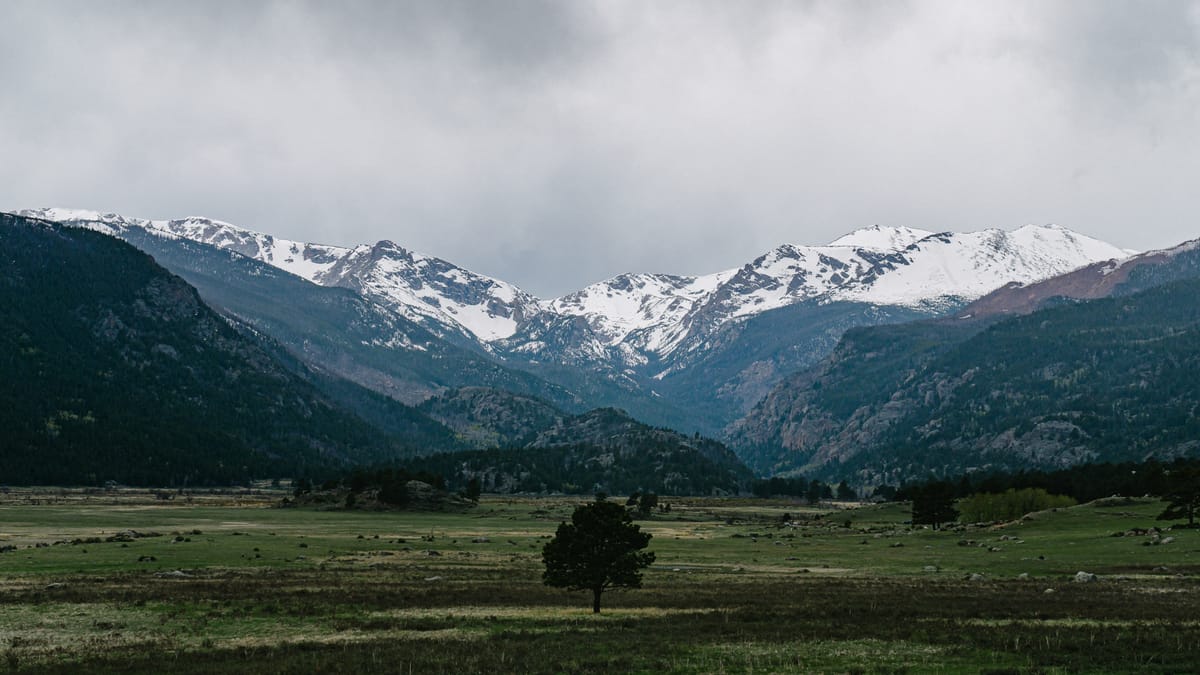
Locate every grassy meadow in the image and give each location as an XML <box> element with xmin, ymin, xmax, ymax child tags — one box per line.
<box><xmin>0</xmin><ymin>489</ymin><xmax>1196</xmax><ymax>673</ymax></box>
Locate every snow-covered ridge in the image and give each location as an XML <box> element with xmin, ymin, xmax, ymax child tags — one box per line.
<box><xmin>18</xmin><ymin>208</ymin><xmax>541</xmax><ymax>342</ymax></box>
<box><xmin>828</xmin><ymin>224</ymin><xmax>933</xmax><ymax>249</ymax></box>
<box><xmin>18</xmin><ymin>210</ymin><xmax>1130</xmax><ymax>358</ymax></box>
<box><xmin>549</xmin><ymin>224</ymin><xmax>1129</xmax><ymax>356</ymax></box>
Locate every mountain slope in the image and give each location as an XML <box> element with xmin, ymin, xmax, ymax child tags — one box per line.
<box><xmin>18</xmin><ymin>209</ymin><xmax>1129</xmax><ymax>435</ymax></box>
<box><xmin>417</xmin><ymin>387</ymin><xmax>566</xmax><ymax>448</ymax></box>
<box><xmin>0</xmin><ymin>213</ymin><xmax>448</xmax><ymax>485</ymax></box>
<box><xmin>18</xmin><ymin>208</ymin><xmax>542</xmax><ymax>345</ymax></box>
<box><xmin>728</xmin><ymin>237</ymin><xmax>1200</xmax><ymax>484</ymax></box>
<box><xmin>111</xmin><ymin>226</ymin><xmax>583</xmax><ymax>410</ymax></box>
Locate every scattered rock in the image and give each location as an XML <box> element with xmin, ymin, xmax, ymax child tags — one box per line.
<box><xmin>1073</xmin><ymin>571</ymin><xmax>1098</xmax><ymax>583</ymax></box>
<box><xmin>471</xmin><ymin>537</ymin><xmax>490</xmax><ymax>544</ymax></box>
<box><xmin>1044</xmin><ymin>588</ymin><xmax>1056</xmax><ymax>594</ymax></box>
<box><xmin>923</xmin><ymin>565</ymin><xmax>939</xmax><ymax>573</ymax></box>
<box><xmin>423</xmin><ymin>576</ymin><xmax>442</xmax><ymax>582</ymax></box>
<box><xmin>968</xmin><ymin>573</ymin><xmax>986</xmax><ymax>581</ymax></box>
<box><xmin>1017</xmin><ymin>573</ymin><xmax>1030</xmax><ymax>580</ymax></box>
<box><xmin>155</xmin><ymin>570</ymin><xmax>191</xmax><ymax>578</ymax></box>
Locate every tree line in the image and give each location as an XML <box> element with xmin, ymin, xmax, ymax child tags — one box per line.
<box><xmin>893</xmin><ymin>457</ymin><xmax>1200</xmax><ymax>528</ymax></box>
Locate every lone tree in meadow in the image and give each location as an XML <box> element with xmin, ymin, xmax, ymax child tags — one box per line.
<box><xmin>910</xmin><ymin>481</ymin><xmax>959</xmax><ymax>530</ymax></box>
<box><xmin>1157</xmin><ymin>466</ymin><xmax>1200</xmax><ymax>527</ymax></box>
<box><xmin>463</xmin><ymin>477</ymin><xmax>482</xmax><ymax>502</ymax></box>
<box><xmin>542</xmin><ymin>498</ymin><xmax>655</xmax><ymax>613</ymax></box>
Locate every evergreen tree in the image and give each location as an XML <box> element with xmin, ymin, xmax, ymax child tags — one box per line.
<box><xmin>911</xmin><ymin>481</ymin><xmax>958</xmax><ymax>529</ymax></box>
<box><xmin>836</xmin><ymin>481</ymin><xmax>857</xmax><ymax>501</ymax></box>
<box><xmin>542</xmin><ymin>499</ymin><xmax>655</xmax><ymax>613</ymax></box>
<box><xmin>637</xmin><ymin>492</ymin><xmax>658</xmax><ymax>517</ymax></box>
<box><xmin>1157</xmin><ymin>467</ymin><xmax>1200</xmax><ymax>527</ymax></box>
<box><xmin>464</xmin><ymin>477</ymin><xmax>481</xmax><ymax>502</ymax></box>
<box><xmin>806</xmin><ymin>480</ymin><xmax>824</xmax><ymax>505</ymax></box>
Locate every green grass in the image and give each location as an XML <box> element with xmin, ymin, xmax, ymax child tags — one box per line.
<box><xmin>0</xmin><ymin>493</ymin><xmax>1197</xmax><ymax>672</ymax></box>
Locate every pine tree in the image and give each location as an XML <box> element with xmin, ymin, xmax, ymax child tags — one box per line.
<box><xmin>542</xmin><ymin>499</ymin><xmax>655</xmax><ymax>613</ymax></box>
<box><xmin>1157</xmin><ymin>467</ymin><xmax>1200</xmax><ymax>527</ymax></box>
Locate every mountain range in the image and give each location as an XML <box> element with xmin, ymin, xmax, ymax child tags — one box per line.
<box><xmin>18</xmin><ymin>206</ymin><xmax>1194</xmax><ymax>491</ymax></box>
<box><xmin>728</xmin><ymin>237</ymin><xmax>1200</xmax><ymax>486</ymax></box>
<box><xmin>17</xmin><ymin>208</ymin><xmax>1129</xmax><ymax>436</ymax></box>
<box><xmin>0</xmin><ymin>211</ymin><xmax>753</xmax><ymax>488</ymax></box>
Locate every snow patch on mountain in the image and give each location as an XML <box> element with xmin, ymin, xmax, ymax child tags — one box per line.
<box><xmin>829</xmin><ymin>224</ymin><xmax>934</xmax><ymax>249</ymax></box>
<box><xmin>551</xmin><ymin>271</ymin><xmax>733</xmax><ymax>352</ymax></box>
<box><xmin>833</xmin><ymin>225</ymin><xmax>1128</xmax><ymax>307</ymax></box>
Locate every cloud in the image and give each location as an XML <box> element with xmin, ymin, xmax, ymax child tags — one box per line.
<box><xmin>1</xmin><ymin>1</ymin><xmax>1198</xmax><ymax>296</ymax></box>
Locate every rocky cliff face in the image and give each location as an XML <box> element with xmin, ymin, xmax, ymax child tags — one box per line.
<box><xmin>727</xmin><ymin>237</ymin><xmax>1200</xmax><ymax>485</ymax></box>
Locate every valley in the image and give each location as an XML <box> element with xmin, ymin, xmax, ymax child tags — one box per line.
<box><xmin>5</xmin><ymin>6</ymin><xmax>1195</xmax><ymax>673</ymax></box>
<box><xmin>0</xmin><ymin>491</ymin><xmax>1195</xmax><ymax>673</ymax></box>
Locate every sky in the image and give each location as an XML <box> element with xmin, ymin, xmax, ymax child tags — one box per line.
<box><xmin>2</xmin><ymin>1</ymin><xmax>1199</xmax><ymax>297</ymax></box>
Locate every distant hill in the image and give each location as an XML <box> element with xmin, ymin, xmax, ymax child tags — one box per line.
<box><xmin>0</xmin><ymin>213</ymin><xmax>448</xmax><ymax>485</ymax></box>
<box><xmin>407</xmin><ymin>407</ymin><xmax>753</xmax><ymax>495</ymax></box>
<box><xmin>417</xmin><ymin>387</ymin><xmax>566</xmax><ymax>448</ymax></box>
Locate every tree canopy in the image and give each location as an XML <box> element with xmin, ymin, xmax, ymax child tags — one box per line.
<box><xmin>1158</xmin><ymin>466</ymin><xmax>1200</xmax><ymax>527</ymax></box>
<box><xmin>542</xmin><ymin>499</ymin><xmax>655</xmax><ymax>613</ymax></box>
<box><xmin>910</xmin><ymin>481</ymin><xmax>958</xmax><ymax>529</ymax></box>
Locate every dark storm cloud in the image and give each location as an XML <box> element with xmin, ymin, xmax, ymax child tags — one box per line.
<box><xmin>2</xmin><ymin>1</ymin><xmax>1198</xmax><ymax>296</ymax></box>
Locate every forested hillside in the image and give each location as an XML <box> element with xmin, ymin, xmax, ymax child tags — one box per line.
<box><xmin>0</xmin><ymin>214</ymin><xmax>433</xmax><ymax>484</ymax></box>
<box><xmin>731</xmin><ymin>275</ymin><xmax>1200</xmax><ymax>486</ymax></box>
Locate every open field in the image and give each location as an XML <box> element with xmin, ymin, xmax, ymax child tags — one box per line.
<box><xmin>0</xmin><ymin>492</ymin><xmax>1197</xmax><ymax>673</ymax></box>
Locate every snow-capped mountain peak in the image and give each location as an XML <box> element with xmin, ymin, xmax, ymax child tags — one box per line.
<box><xmin>17</xmin><ymin>208</ymin><xmax>540</xmax><ymax>342</ymax></box>
<box><xmin>832</xmin><ymin>224</ymin><xmax>1129</xmax><ymax>308</ymax></box>
<box><xmin>828</xmin><ymin>224</ymin><xmax>935</xmax><ymax>250</ymax></box>
<box><xmin>17</xmin><ymin>208</ymin><xmax>1131</xmax><ymax>365</ymax></box>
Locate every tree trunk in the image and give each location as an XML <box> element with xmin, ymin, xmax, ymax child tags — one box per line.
<box><xmin>592</xmin><ymin>587</ymin><xmax>602</xmax><ymax>614</ymax></box>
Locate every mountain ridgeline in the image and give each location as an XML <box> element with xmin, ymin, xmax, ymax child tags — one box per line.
<box><xmin>728</xmin><ymin>239</ymin><xmax>1200</xmax><ymax>485</ymax></box>
<box><xmin>0</xmin><ymin>213</ymin><xmax>432</xmax><ymax>485</ymax></box>
<box><xmin>20</xmin><ymin>209</ymin><xmax>1127</xmax><ymax>436</ymax></box>
<box><xmin>0</xmin><ymin>212</ymin><xmax>752</xmax><ymax>487</ymax></box>
<box><xmin>16</xmin><ymin>207</ymin><xmax>1197</xmax><ymax>491</ymax></box>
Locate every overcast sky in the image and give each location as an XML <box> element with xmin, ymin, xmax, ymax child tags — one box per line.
<box><xmin>2</xmin><ymin>1</ymin><xmax>1198</xmax><ymax>296</ymax></box>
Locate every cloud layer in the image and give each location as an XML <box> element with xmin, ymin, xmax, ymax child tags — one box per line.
<box><xmin>2</xmin><ymin>1</ymin><xmax>1198</xmax><ymax>296</ymax></box>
